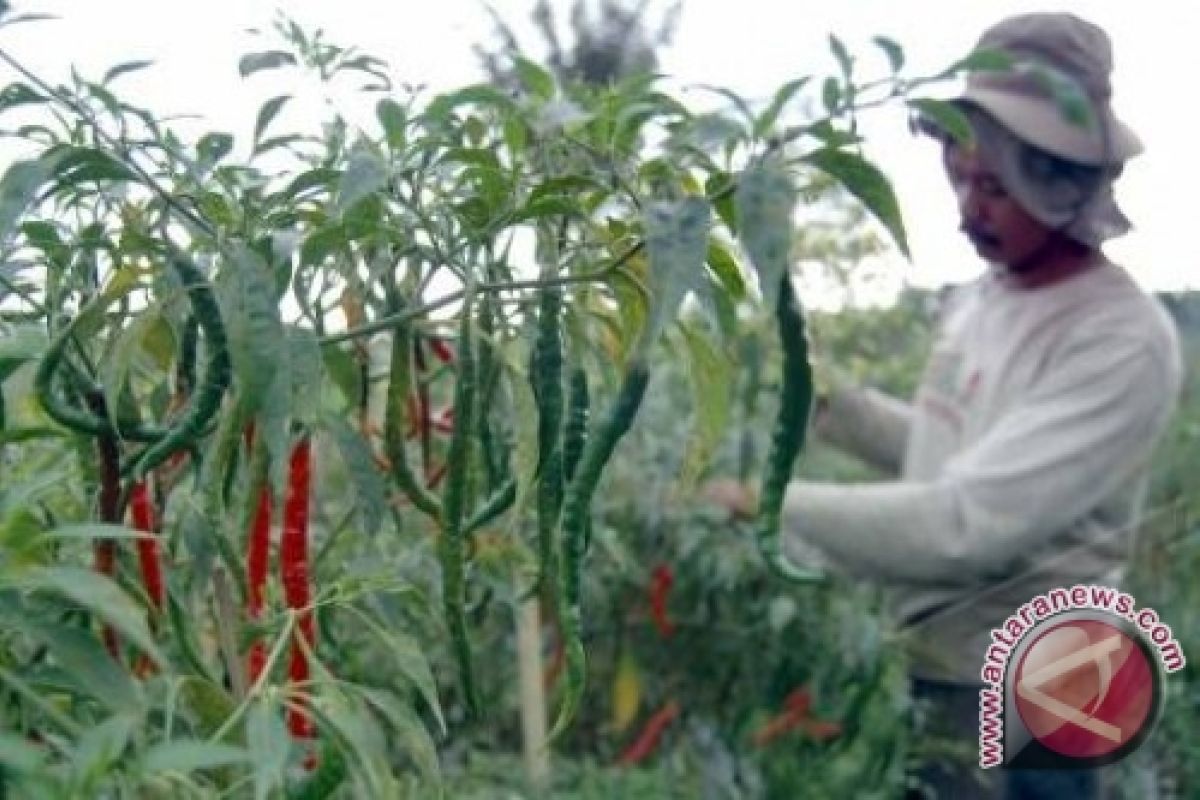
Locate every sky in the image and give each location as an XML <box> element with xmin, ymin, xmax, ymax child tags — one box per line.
<box><xmin>2</xmin><ymin>0</ymin><xmax>1196</xmax><ymax>301</ymax></box>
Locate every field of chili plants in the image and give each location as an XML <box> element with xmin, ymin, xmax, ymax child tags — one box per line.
<box><xmin>0</xmin><ymin>11</ymin><xmax>1194</xmax><ymax>799</ymax></box>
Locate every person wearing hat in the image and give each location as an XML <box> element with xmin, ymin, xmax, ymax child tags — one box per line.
<box><xmin>706</xmin><ymin>12</ymin><xmax>1181</xmax><ymax>799</ymax></box>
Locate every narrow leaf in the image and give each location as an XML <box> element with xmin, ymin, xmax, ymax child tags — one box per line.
<box><xmin>907</xmin><ymin>97</ymin><xmax>974</xmax><ymax>146</ymax></box>
<box><xmin>141</xmin><ymin>741</ymin><xmax>250</xmax><ymax>774</ymax></box>
<box><xmin>754</xmin><ymin>77</ymin><xmax>811</xmax><ymax>139</ymax></box>
<box><xmin>376</xmin><ymin>98</ymin><xmax>406</xmax><ymax>149</ymax></box>
<box><xmin>735</xmin><ymin>164</ymin><xmax>796</xmax><ymax>310</ymax></box>
<box><xmin>6</xmin><ymin>567</ymin><xmax>166</xmax><ymax>666</ymax></box>
<box><xmin>253</xmin><ymin>94</ymin><xmax>291</xmax><ymax>145</ymax></box>
<box><xmin>676</xmin><ymin>323</ymin><xmax>732</xmax><ymax>490</ymax></box>
<box><xmin>642</xmin><ymin>197</ymin><xmax>712</xmax><ymax>349</ymax></box>
<box><xmin>514</xmin><ymin>56</ymin><xmax>555</xmax><ymax>100</ymax></box>
<box><xmin>328</xmin><ymin>417</ymin><xmax>387</xmax><ymax>536</ymax></box>
<box><xmin>238</xmin><ymin>50</ymin><xmax>297</xmax><ymax>78</ymax></box>
<box><xmin>103</xmin><ymin>60</ymin><xmax>154</xmax><ymax>84</ymax></box>
<box><xmin>873</xmin><ymin>36</ymin><xmax>904</xmax><ymax>72</ymax></box>
<box><xmin>804</xmin><ymin>148</ymin><xmax>909</xmax><ymax>258</ymax></box>
<box><xmin>335</xmin><ymin>144</ymin><xmax>388</xmax><ymax>215</ymax></box>
<box><xmin>216</xmin><ymin>244</ymin><xmax>284</xmax><ymax>417</ymax></box>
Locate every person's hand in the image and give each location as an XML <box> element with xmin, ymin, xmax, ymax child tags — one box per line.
<box><xmin>701</xmin><ymin>479</ymin><xmax>758</xmax><ymax>521</ymax></box>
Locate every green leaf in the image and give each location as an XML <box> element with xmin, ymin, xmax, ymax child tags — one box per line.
<box><xmin>735</xmin><ymin>164</ymin><xmax>796</xmax><ymax>310</ymax></box>
<box><xmin>51</xmin><ymin>146</ymin><xmax>137</xmax><ymax>186</ymax></box>
<box><xmin>376</xmin><ymin>98</ymin><xmax>407</xmax><ymax>149</ymax></box>
<box><xmin>821</xmin><ymin>77</ymin><xmax>841</xmax><ymax>114</ymax></box>
<box><xmin>43</xmin><ymin>522</ymin><xmax>154</xmax><ymax>542</ymax></box>
<box><xmin>507</xmin><ymin>196</ymin><xmax>577</xmax><ymax>226</ymax></box>
<box><xmin>0</xmin><ymin>82</ymin><xmax>47</xmax><ymax>114</ymax></box>
<box><xmin>287</xmin><ymin>326</ymin><xmax>323</xmax><ymax>426</ymax></box>
<box><xmin>0</xmin><ymin>733</ymin><xmax>45</xmax><ymax>772</ymax></box>
<box><xmin>704</xmin><ymin>170</ymin><xmax>737</xmax><ymax>232</ymax></box>
<box><xmin>514</xmin><ymin>56</ymin><xmax>555</xmax><ymax>100</ymax></box>
<box><xmin>642</xmin><ymin>197</ymin><xmax>712</xmax><ymax>351</ymax></box>
<box><xmin>0</xmin><ymin>158</ymin><xmax>53</xmax><ymax>246</ymax></box>
<box><xmin>907</xmin><ymin>97</ymin><xmax>973</xmax><ymax>146</ymax></box>
<box><xmin>327</xmin><ymin>417</ymin><xmax>387</xmax><ymax>536</ymax></box>
<box><xmin>705</xmin><ymin>239</ymin><xmax>746</xmax><ymax>302</ymax></box>
<box><xmin>179</xmin><ymin>676</ymin><xmax>237</xmax><ymax>738</ymax></box>
<box><xmin>0</xmin><ymin>612</ymin><xmax>141</xmax><ymax>711</ymax></box>
<box><xmin>676</xmin><ymin>323</ymin><xmax>732</xmax><ymax>490</ymax></box>
<box><xmin>253</xmin><ymin>95</ymin><xmax>291</xmax><ymax>147</ymax></box>
<box><xmin>140</xmin><ymin>741</ymin><xmax>250</xmax><ymax>774</ymax></box>
<box><xmin>829</xmin><ymin>34</ymin><xmax>853</xmax><ymax>78</ymax></box>
<box><xmin>4</xmin><ymin>567</ymin><xmax>166</xmax><ymax>667</ymax></box>
<box><xmin>360</xmin><ymin>687</ymin><xmax>440</xmax><ymax>784</ymax></box>
<box><xmin>0</xmin><ymin>324</ymin><xmax>47</xmax><ymax>382</ymax></box>
<box><xmin>216</xmin><ymin>244</ymin><xmax>285</xmax><ymax>417</ymax></box>
<box><xmin>497</xmin><ymin>341</ymin><xmax>540</xmax><ymax>537</ymax></box>
<box><xmin>307</xmin><ymin>687</ymin><xmax>391</xmax><ymax>796</ymax></box>
<box><xmin>873</xmin><ymin>36</ymin><xmax>904</xmax><ymax>72</ymax></box>
<box><xmin>426</xmin><ymin>84</ymin><xmax>517</xmax><ymax>120</ymax></box>
<box><xmin>278</xmin><ymin>167</ymin><xmax>338</xmax><ymax>202</ymax></box>
<box><xmin>247</xmin><ymin>700</ymin><xmax>289</xmax><ymax>800</ymax></box>
<box><xmin>803</xmin><ymin>148</ymin><xmax>909</xmax><ymax>258</ymax></box>
<box><xmin>753</xmin><ymin>77</ymin><xmax>811</xmax><ymax>139</ymax></box>
<box><xmin>946</xmin><ymin>47</ymin><xmax>1015</xmax><ymax>77</ymax></box>
<box><xmin>71</xmin><ymin>713</ymin><xmax>136</xmax><ymax>782</ymax></box>
<box><xmin>238</xmin><ymin>50</ymin><xmax>297</xmax><ymax>78</ymax></box>
<box><xmin>336</xmin><ymin>144</ymin><xmax>388</xmax><ymax>216</ymax></box>
<box><xmin>300</xmin><ymin>223</ymin><xmax>347</xmax><ymax>267</ymax></box>
<box><xmin>101</xmin><ymin>311</ymin><xmax>170</xmax><ymax>431</ymax></box>
<box><xmin>102</xmin><ymin>60</ymin><xmax>154</xmax><ymax>84</ymax></box>
<box><xmin>320</xmin><ymin>344</ymin><xmax>361</xmax><ymax>409</ymax></box>
<box><xmin>196</xmin><ymin>132</ymin><xmax>234</xmax><ymax>169</ymax></box>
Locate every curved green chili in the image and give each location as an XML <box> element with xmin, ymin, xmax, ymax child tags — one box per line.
<box><xmin>34</xmin><ymin>321</ymin><xmax>169</xmax><ymax>442</ymax></box>
<box><xmin>439</xmin><ymin>288</ymin><xmax>479</xmax><ymax>717</ymax></box>
<box><xmin>463</xmin><ymin>477</ymin><xmax>516</xmax><ymax>536</ymax></box>
<box><xmin>562</xmin><ymin>367</ymin><xmax>592</xmax><ymax>554</ymax></box>
<box><xmin>531</xmin><ymin>283</ymin><xmax>564</xmax><ymax>598</ymax></box>
<box><xmin>549</xmin><ymin>359</ymin><xmax>650</xmax><ymax>741</ymax></box>
<box><xmin>125</xmin><ymin>249</ymin><xmax>233</xmax><ymax>478</ymax></box>
<box><xmin>757</xmin><ymin>276</ymin><xmax>823</xmax><ymax>583</ymax></box>
<box><xmin>383</xmin><ymin>315</ymin><xmax>442</xmax><ymax>521</ymax></box>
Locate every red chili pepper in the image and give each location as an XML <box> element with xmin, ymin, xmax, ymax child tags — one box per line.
<box><xmin>431</xmin><ymin>406</ymin><xmax>455</xmax><ymax>434</ymax></box>
<box><xmin>130</xmin><ymin>480</ymin><xmax>165</xmax><ymax>612</ymax></box>
<box><xmin>751</xmin><ymin>685</ymin><xmax>841</xmax><ymax>747</ymax></box>
<box><xmin>281</xmin><ymin>437</ymin><xmax>316</xmax><ymax>744</ymax></box>
<box><xmin>648</xmin><ymin>564</ymin><xmax>675</xmax><ymax>639</ymax></box>
<box><xmin>246</xmin><ymin>481</ymin><xmax>272</xmax><ymax>684</ymax></box>
<box><xmin>615</xmin><ymin>700</ymin><xmax>680</xmax><ymax>766</ymax></box>
<box><xmin>93</xmin><ymin>539</ymin><xmax>120</xmax><ymax>658</ymax></box>
<box><xmin>428</xmin><ymin>337</ymin><xmax>455</xmax><ymax>364</ymax></box>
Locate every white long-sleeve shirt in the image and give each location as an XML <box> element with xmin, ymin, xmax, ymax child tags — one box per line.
<box><xmin>784</xmin><ymin>260</ymin><xmax>1183</xmax><ymax>682</ymax></box>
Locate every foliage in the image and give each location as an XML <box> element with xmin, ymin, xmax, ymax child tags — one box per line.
<box><xmin>0</xmin><ymin>11</ymin><xmax>1149</xmax><ymax>800</ymax></box>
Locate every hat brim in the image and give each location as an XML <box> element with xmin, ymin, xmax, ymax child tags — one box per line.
<box><xmin>957</xmin><ymin>85</ymin><xmax>1142</xmax><ymax>165</ymax></box>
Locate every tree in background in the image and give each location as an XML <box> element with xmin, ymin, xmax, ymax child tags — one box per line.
<box><xmin>475</xmin><ymin>0</ymin><xmax>682</xmax><ymax>87</ymax></box>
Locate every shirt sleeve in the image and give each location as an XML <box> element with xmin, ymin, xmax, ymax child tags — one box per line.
<box><xmin>780</xmin><ymin>334</ymin><xmax>1178</xmax><ymax>584</ymax></box>
<box><xmin>815</xmin><ymin>385</ymin><xmax>913</xmax><ymax>475</ymax></box>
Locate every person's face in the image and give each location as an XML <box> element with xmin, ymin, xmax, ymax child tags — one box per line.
<box><xmin>943</xmin><ymin>142</ymin><xmax>1054</xmax><ymax>269</ymax></box>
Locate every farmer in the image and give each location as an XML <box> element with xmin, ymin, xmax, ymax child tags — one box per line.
<box><xmin>708</xmin><ymin>12</ymin><xmax>1182</xmax><ymax>799</ymax></box>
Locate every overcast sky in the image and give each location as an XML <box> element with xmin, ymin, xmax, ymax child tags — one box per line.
<box><xmin>2</xmin><ymin>0</ymin><xmax>1196</xmax><ymax>297</ymax></box>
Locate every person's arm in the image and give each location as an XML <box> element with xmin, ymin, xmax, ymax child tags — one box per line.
<box><xmin>814</xmin><ymin>384</ymin><xmax>913</xmax><ymax>475</ymax></box>
<box><xmin>782</xmin><ymin>334</ymin><xmax>1179</xmax><ymax>584</ymax></box>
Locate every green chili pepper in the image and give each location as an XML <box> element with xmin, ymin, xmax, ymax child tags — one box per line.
<box><xmin>384</xmin><ymin>315</ymin><xmax>443</xmax><ymax>521</ymax></box>
<box><xmin>757</xmin><ymin>276</ymin><xmax>823</xmax><ymax>583</ymax></box>
<box><xmin>439</xmin><ymin>288</ymin><xmax>479</xmax><ymax>717</ymax></box>
<box><xmin>549</xmin><ymin>359</ymin><xmax>650</xmax><ymax>741</ymax></box>
<box><xmin>125</xmin><ymin>249</ymin><xmax>233</xmax><ymax>479</ymax></box>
